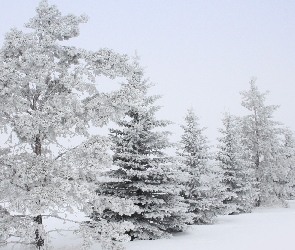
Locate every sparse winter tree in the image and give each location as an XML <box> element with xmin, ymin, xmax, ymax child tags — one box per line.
<box><xmin>216</xmin><ymin>113</ymin><xmax>256</xmax><ymax>214</ymax></box>
<box><xmin>93</xmin><ymin>83</ymin><xmax>190</xmax><ymax>240</ymax></box>
<box><xmin>240</xmin><ymin>78</ymin><xmax>289</xmax><ymax>206</ymax></box>
<box><xmin>177</xmin><ymin>108</ymin><xmax>225</xmax><ymax>224</ymax></box>
<box><xmin>0</xmin><ymin>1</ymin><xmax>145</xmax><ymax>249</ymax></box>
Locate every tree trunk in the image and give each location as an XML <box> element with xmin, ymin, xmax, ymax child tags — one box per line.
<box><xmin>254</xmin><ymin>151</ymin><xmax>261</xmax><ymax>207</ymax></box>
<box><xmin>34</xmin><ymin>134</ymin><xmax>42</xmax><ymax>156</ymax></box>
<box><xmin>34</xmin><ymin>134</ymin><xmax>44</xmax><ymax>248</ymax></box>
<box><xmin>34</xmin><ymin>215</ymin><xmax>44</xmax><ymax>249</ymax></box>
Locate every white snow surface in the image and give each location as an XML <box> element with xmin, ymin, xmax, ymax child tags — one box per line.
<box><xmin>123</xmin><ymin>201</ymin><xmax>295</xmax><ymax>250</ymax></box>
<box><xmin>3</xmin><ymin>201</ymin><xmax>295</xmax><ymax>249</ymax></box>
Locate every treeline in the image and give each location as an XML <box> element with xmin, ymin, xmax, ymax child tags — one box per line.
<box><xmin>0</xmin><ymin>1</ymin><xmax>294</xmax><ymax>250</ymax></box>
<box><xmin>92</xmin><ymin>78</ymin><xmax>295</xmax><ymax>247</ymax></box>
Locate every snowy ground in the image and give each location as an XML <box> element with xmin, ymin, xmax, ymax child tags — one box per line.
<box><xmin>3</xmin><ymin>201</ymin><xmax>295</xmax><ymax>249</ymax></box>
<box><xmin>123</xmin><ymin>201</ymin><xmax>295</xmax><ymax>250</ymax></box>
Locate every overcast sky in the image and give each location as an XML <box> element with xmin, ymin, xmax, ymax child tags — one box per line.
<box><xmin>0</xmin><ymin>0</ymin><xmax>294</xmax><ymax>146</ymax></box>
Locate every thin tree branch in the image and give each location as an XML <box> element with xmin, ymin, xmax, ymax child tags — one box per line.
<box><xmin>0</xmin><ymin>240</ymin><xmax>34</xmax><ymax>246</ymax></box>
<box><xmin>47</xmin><ymin>228</ymin><xmax>77</xmax><ymax>234</ymax></box>
<box><xmin>42</xmin><ymin>214</ymin><xmax>87</xmax><ymax>223</ymax></box>
<box><xmin>54</xmin><ymin>145</ymin><xmax>79</xmax><ymax>161</ymax></box>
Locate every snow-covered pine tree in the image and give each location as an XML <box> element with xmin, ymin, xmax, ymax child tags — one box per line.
<box><xmin>216</xmin><ymin>113</ymin><xmax>256</xmax><ymax>214</ymax></box>
<box><xmin>282</xmin><ymin>129</ymin><xmax>295</xmax><ymax>199</ymax></box>
<box><xmin>93</xmin><ymin>83</ymin><xmax>190</xmax><ymax>240</ymax></box>
<box><xmin>240</xmin><ymin>78</ymin><xmax>288</xmax><ymax>206</ymax></box>
<box><xmin>0</xmin><ymin>1</ymin><xmax>144</xmax><ymax>249</ymax></box>
<box><xmin>177</xmin><ymin>108</ymin><xmax>225</xmax><ymax>224</ymax></box>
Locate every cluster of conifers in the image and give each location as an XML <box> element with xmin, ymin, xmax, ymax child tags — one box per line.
<box><xmin>0</xmin><ymin>1</ymin><xmax>294</xmax><ymax>249</ymax></box>
<box><xmin>91</xmin><ymin>79</ymin><xmax>295</xmax><ymax>241</ymax></box>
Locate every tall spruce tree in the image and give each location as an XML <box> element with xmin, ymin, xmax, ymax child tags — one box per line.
<box><xmin>240</xmin><ymin>78</ymin><xmax>288</xmax><ymax>206</ymax></box>
<box><xmin>177</xmin><ymin>108</ymin><xmax>225</xmax><ymax>224</ymax></box>
<box><xmin>216</xmin><ymin>113</ymin><xmax>256</xmax><ymax>214</ymax></box>
<box><xmin>93</xmin><ymin>84</ymin><xmax>190</xmax><ymax>240</ymax></box>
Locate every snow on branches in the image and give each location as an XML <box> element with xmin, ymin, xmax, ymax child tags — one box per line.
<box><xmin>177</xmin><ymin>108</ymin><xmax>226</xmax><ymax>224</ymax></box>
<box><xmin>0</xmin><ymin>0</ymin><xmax>146</xmax><ymax>249</ymax></box>
<box><xmin>240</xmin><ymin>79</ymin><xmax>289</xmax><ymax>206</ymax></box>
<box><xmin>216</xmin><ymin>113</ymin><xmax>257</xmax><ymax>214</ymax></box>
<box><xmin>94</xmin><ymin>87</ymin><xmax>191</xmax><ymax>240</ymax></box>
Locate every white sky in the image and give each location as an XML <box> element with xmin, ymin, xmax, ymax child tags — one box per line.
<box><xmin>0</xmin><ymin>0</ymin><xmax>295</xmax><ymax>146</ymax></box>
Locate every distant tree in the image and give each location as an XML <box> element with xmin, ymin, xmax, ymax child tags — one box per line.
<box><xmin>216</xmin><ymin>113</ymin><xmax>257</xmax><ymax>213</ymax></box>
<box><xmin>240</xmin><ymin>78</ymin><xmax>288</xmax><ymax>206</ymax></box>
<box><xmin>282</xmin><ymin>129</ymin><xmax>295</xmax><ymax>199</ymax></box>
<box><xmin>94</xmin><ymin>84</ymin><xmax>190</xmax><ymax>240</ymax></box>
<box><xmin>0</xmin><ymin>1</ymin><xmax>144</xmax><ymax>249</ymax></box>
<box><xmin>177</xmin><ymin>108</ymin><xmax>225</xmax><ymax>224</ymax></box>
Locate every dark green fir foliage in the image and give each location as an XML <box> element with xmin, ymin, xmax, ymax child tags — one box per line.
<box><xmin>217</xmin><ymin>113</ymin><xmax>256</xmax><ymax>214</ymax></box>
<box><xmin>177</xmin><ymin>108</ymin><xmax>225</xmax><ymax>224</ymax></box>
<box><xmin>93</xmin><ymin>84</ymin><xmax>190</xmax><ymax>240</ymax></box>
